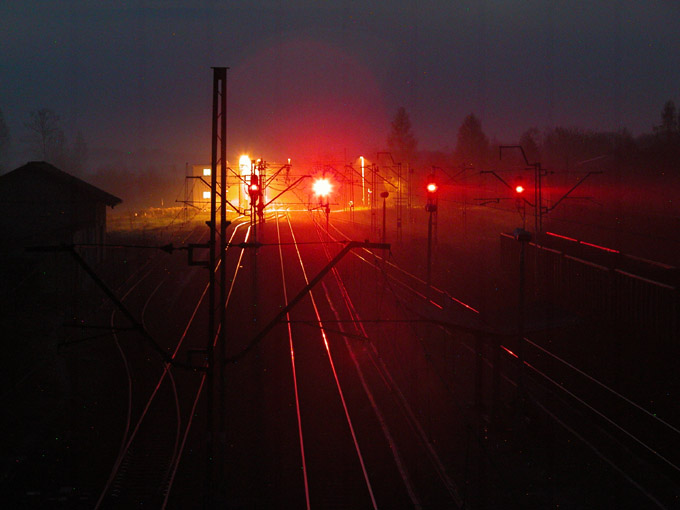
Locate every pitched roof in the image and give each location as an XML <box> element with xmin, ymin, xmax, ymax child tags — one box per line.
<box><xmin>0</xmin><ymin>161</ymin><xmax>122</xmax><ymax>207</ymax></box>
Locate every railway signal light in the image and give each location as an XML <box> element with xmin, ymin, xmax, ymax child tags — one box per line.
<box><xmin>248</xmin><ymin>174</ymin><xmax>260</xmax><ymax>199</ymax></box>
<box><xmin>425</xmin><ymin>176</ymin><xmax>438</xmax><ymax>212</ymax></box>
<box><xmin>313</xmin><ymin>178</ymin><xmax>332</xmax><ymax>198</ymax></box>
<box><xmin>513</xmin><ymin>175</ymin><xmax>529</xmax><ymax>225</ymax></box>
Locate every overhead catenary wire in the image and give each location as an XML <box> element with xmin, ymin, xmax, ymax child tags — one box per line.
<box><xmin>326</xmin><ymin>212</ymin><xmax>680</xmax><ymax>504</ymax></box>
<box><xmin>96</xmin><ymin>220</ymin><xmax>250</xmax><ymax>506</ymax></box>
<box><xmin>314</xmin><ymin>210</ymin><xmax>465</xmax><ymax>506</ymax></box>
<box><xmin>285</xmin><ymin>211</ymin><xmax>379</xmax><ymax>509</ymax></box>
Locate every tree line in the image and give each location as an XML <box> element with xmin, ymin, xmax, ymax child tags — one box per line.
<box><xmin>387</xmin><ymin>100</ymin><xmax>680</xmax><ymax>175</ymax></box>
<box><xmin>2</xmin><ymin>100</ymin><xmax>678</xmax><ymax>208</ymax></box>
<box><xmin>0</xmin><ymin>108</ymin><xmax>183</xmax><ymax>208</ymax></box>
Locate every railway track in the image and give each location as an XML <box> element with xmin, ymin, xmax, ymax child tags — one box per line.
<box><xmin>63</xmin><ymin>208</ymin><xmax>680</xmax><ymax>508</ymax></box>
<box><xmin>6</xmin><ymin>207</ymin><xmax>677</xmax><ymax>508</ymax></box>
<box><xmin>95</xmin><ymin>219</ymin><xmax>252</xmax><ymax>508</ymax></box>
<box><xmin>324</xmin><ymin>212</ymin><xmax>680</xmax><ymax>509</ymax></box>
<box><xmin>201</xmin><ymin>210</ymin><xmax>464</xmax><ymax>508</ymax></box>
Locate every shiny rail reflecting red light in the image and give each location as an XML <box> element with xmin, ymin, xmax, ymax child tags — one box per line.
<box><xmin>275</xmin><ymin>213</ymin><xmax>311</xmax><ymax>510</ymax></box>
<box><xmin>286</xmin><ymin>213</ymin><xmax>379</xmax><ymax>509</ymax></box>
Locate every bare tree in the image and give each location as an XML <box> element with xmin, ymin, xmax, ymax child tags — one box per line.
<box><xmin>387</xmin><ymin>106</ymin><xmax>418</xmax><ymax>162</ymax></box>
<box><xmin>24</xmin><ymin>108</ymin><xmax>65</xmax><ymax>163</ymax></box>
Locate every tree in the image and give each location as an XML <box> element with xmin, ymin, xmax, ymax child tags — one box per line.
<box><xmin>542</xmin><ymin>126</ymin><xmax>590</xmax><ymax>169</ymax></box>
<box><xmin>23</xmin><ymin>109</ymin><xmax>88</xmax><ymax>172</ymax></box>
<box><xmin>519</xmin><ymin>127</ymin><xmax>541</xmax><ymax>162</ymax></box>
<box><xmin>454</xmin><ymin>113</ymin><xmax>489</xmax><ymax>168</ymax></box>
<box><xmin>24</xmin><ymin>108</ymin><xmax>65</xmax><ymax>163</ymax></box>
<box><xmin>0</xmin><ymin>108</ymin><xmax>10</xmax><ymax>173</ymax></box>
<box><xmin>387</xmin><ymin>106</ymin><xmax>417</xmax><ymax>162</ymax></box>
<box><xmin>653</xmin><ymin>100</ymin><xmax>678</xmax><ymax>143</ymax></box>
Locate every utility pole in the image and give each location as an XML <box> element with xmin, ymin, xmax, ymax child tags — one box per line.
<box><xmin>370</xmin><ymin>163</ymin><xmax>378</xmax><ymax>235</ymax></box>
<box><xmin>381</xmin><ymin>191</ymin><xmax>389</xmax><ymax>244</ymax></box>
<box><xmin>217</xmin><ymin>66</ymin><xmax>230</xmax><ymax>506</ymax></box>
<box><xmin>376</xmin><ymin>152</ymin><xmax>404</xmax><ymax>242</ymax></box>
<box><xmin>513</xmin><ymin>227</ymin><xmax>531</xmax><ymax>411</ymax></box>
<box><xmin>207</xmin><ymin>65</ymin><xmax>228</xmax><ymax>509</ymax></box>
<box><xmin>498</xmin><ymin>146</ymin><xmax>551</xmax><ymax>238</ymax></box>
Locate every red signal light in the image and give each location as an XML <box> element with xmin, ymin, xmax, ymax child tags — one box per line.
<box><xmin>513</xmin><ymin>175</ymin><xmax>526</xmax><ymax>195</ymax></box>
<box><xmin>313</xmin><ymin>178</ymin><xmax>332</xmax><ymax>197</ymax></box>
<box><xmin>425</xmin><ymin>179</ymin><xmax>438</xmax><ymax>212</ymax></box>
<box><xmin>248</xmin><ymin>174</ymin><xmax>260</xmax><ymax>197</ymax></box>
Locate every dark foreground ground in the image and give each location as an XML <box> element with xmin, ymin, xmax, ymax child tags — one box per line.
<box><xmin>1</xmin><ymin>195</ymin><xmax>678</xmax><ymax>508</ymax></box>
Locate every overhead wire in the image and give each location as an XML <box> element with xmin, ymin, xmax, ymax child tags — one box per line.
<box><xmin>328</xmin><ymin>214</ymin><xmax>680</xmax><ymax>504</ymax></box>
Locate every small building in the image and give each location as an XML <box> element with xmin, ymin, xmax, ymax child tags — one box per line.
<box><xmin>188</xmin><ymin>164</ymin><xmax>213</xmax><ymax>210</ymax></box>
<box><xmin>0</xmin><ymin>161</ymin><xmax>122</xmax><ymax>260</ymax></box>
<box><xmin>187</xmin><ymin>163</ymin><xmax>243</xmax><ymax>212</ymax></box>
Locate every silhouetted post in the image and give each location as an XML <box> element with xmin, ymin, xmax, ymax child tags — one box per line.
<box><xmin>492</xmin><ymin>333</ymin><xmax>501</xmax><ymax>430</ymax></box>
<box><xmin>217</xmin><ymin>66</ymin><xmax>229</xmax><ymax>506</ymax></box>
<box><xmin>427</xmin><ymin>210</ymin><xmax>433</xmax><ymax>288</ymax></box>
<box><xmin>475</xmin><ymin>333</ymin><xmax>484</xmax><ymax>415</ymax></box>
<box><xmin>380</xmin><ymin>191</ymin><xmax>389</xmax><ymax>244</ymax></box>
<box><xmin>207</xmin><ymin>65</ymin><xmax>227</xmax><ymax>509</ymax></box>
<box><xmin>514</xmin><ymin>227</ymin><xmax>531</xmax><ymax>410</ymax></box>
<box><xmin>325</xmin><ymin>201</ymin><xmax>330</xmax><ymax>234</ymax></box>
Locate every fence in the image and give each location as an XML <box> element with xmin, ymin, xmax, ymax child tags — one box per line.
<box><xmin>500</xmin><ymin>233</ymin><xmax>678</xmax><ymax>346</ymax></box>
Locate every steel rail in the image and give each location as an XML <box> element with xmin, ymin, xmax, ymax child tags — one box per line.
<box><xmin>329</xmin><ymin>215</ymin><xmax>678</xmax><ymax>446</ymax></box>
<box><xmin>162</xmin><ymin>222</ymin><xmax>252</xmax><ymax>507</ymax></box>
<box><xmin>326</xmin><ymin>218</ymin><xmax>478</xmax><ymax>313</ymax></box>
<box><xmin>95</xmin><ymin>222</ymin><xmax>247</xmax><ymax>507</ymax></box>
<box><xmin>285</xmin><ymin>212</ymin><xmax>379</xmax><ymax>509</ymax></box>
<box><xmin>99</xmin><ymin>229</ymin><xmax>194</xmax><ymax>507</ymax></box>
<box><xmin>312</xmin><ymin>222</ymin><xmax>425</xmax><ymax>508</ymax></box>
<box><xmin>94</xmin><ymin>224</ymin><xmax>210</xmax><ymax>508</ymax></box>
<box><xmin>274</xmin><ymin>213</ymin><xmax>311</xmax><ymax>510</ymax></box>
<box><xmin>312</xmin><ymin>213</ymin><xmax>464</xmax><ymax>507</ymax></box>
<box><xmin>326</xmin><ymin>213</ymin><xmax>680</xmax><ymax>505</ymax></box>
<box><xmin>140</xmin><ymin>277</ymin><xmax>183</xmax><ymax>489</ymax></box>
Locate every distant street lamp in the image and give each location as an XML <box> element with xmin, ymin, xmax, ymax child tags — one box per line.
<box><xmin>360</xmin><ymin>156</ymin><xmax>366</xmax><ymax>206</ymax></box>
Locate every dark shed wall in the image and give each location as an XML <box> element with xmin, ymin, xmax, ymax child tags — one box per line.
<box><xmin>0</xmin><ymin>163</ymin><xmax>121</xmax><ymax>259</ymax></box>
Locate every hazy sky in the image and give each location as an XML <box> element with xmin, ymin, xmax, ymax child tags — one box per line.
<box><xmin>2</xmin><ymin>0</ymin><xmax>680</xmax><ymax>164</ymax></box>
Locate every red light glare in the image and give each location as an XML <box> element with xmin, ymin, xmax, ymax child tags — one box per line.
<box><xmin>313</xmin><ymin>178</ymin><xmax>332</xmax><ymax>197</ymax></box>
<box><xmin>426</xmin><ymin>183</ymin><xmax>438</xmax><ymax>193</ymax></box>
<box><xmin>580</xmin><ymin>241</ymin><xmax>620</xmax><ymax>254</ymax></box>
<box><xmin>515</xmin><ymin>185</ymin><xmax>525</xmax><ymax>194</ymax></box>
<box><xmin>546</xmin><ymin>232</ymin><xmax>578</xmax><ymax>242</ymax></box>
